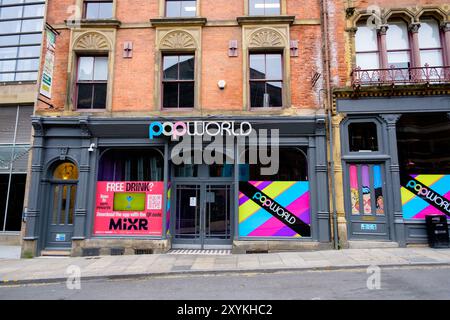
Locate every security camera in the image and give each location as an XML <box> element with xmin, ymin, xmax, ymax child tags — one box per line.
<box><xmin>218</xmin><ymin>80</ymin><xmax>226</xmax><ymax>90</ymax></box>
<box><xmin>88</xmin><ymin>143</ymin><xmax>96</xmax><ymax>152</ymax></box>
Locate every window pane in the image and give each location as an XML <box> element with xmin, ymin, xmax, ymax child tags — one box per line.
<box><xmin>250</xmin><ymin>81</ymin><xmax>264</xmax><ymax>108</ymax></box>
<box><xmin>265</xmin><ymin>0</ymin><xmax>281</xmax><ymax>15</ymax></box>
<box><xmin>163</xmin><ymin>82</ymin><xmax>178</xmax><ymax>108</ymax></box>
<box><xmin>0</xmin><ymin>21</ymin><xmax>21</xmax><ymax>34</ymax></box>
<box><xmin>249</xmin><ymin>0</ymin><xmax>265</xmax><ymax>15</ymax></box>
<box><xmin>387</xmin><ymin>51</ymin><xmax>410</xmax><ymax>68</ymax></box>
<box><xmin>166</xmin><ymin>1</ymin><xmax>181</xmax><ymax>17</ymax></box>
<box><xmin>0</xmin><ymin>60</ymin><xmax>16</xmax><ymax>72</ymax></box>
<box><xmin>21</xmin><ymin>19</ymin><xmax>43</xmax><ymax>32</ymax></box>
<box><xmin>349</xmin><ymin>164</ymin><xmax>360</xmax><ymax>214</ymax></box>
<box><xmin>386</xmin><ymin>21</ymin><xmax>409</xmax><ymax>50</ymax></box>
<box><xmin>250</xmin><ymin>54</ymin><xmax>265</xmax><ymax>79</ymax></box>
<box><xmin>373</xmin><ymin>165</ymin><xmax>384</xmax><ymax>215</ymax></box>
<box><xmin>163</xmin><ymin>55</ymin><xmax>179</xmax><ymax>80</ymax></box>
<box><xmin>0</xmin><ymin>35</ymin><xmax>19</xmax><ymax>46</ymax></box>
<box><xmin>77</xmin><ymin>83</ymin><xmax>93</xmax><ymax>108</ymax></box>
<box><xmin>18</xmin><ymin>45</ymin><xmax>40</xmax><ymax>57</ymax></box>
<box><xmin>0</xmin><ymin>6</ymin><xmax>23</xmax><ymax>19</ymax></box>
<box><xmin>93</xmin><ymin>83</ymin><xmax>107</xmax><ymax>108</ymax></box>
<box><xmin>20</xmin><ymin>33</ymin><xmax>42</xmax><ymax>44</ymax></box>
<box><xmin>14</xmin><ymin>71</ymin><xmax>37</xmax><ymax>81</ymax></box>
<box><xmin>266</xmin><ymin>81</ymin><xmax>282</xmax><ymax>107</ymax></box>
<box><xmin>23</xmin><ymin>4</ymin><xmax>44</xmax><ymax>17</ymax></box>
<box><xmin>77</xmin><ymin>56</ymin><xmax>94</xmax><ymax>81</ymax></box>
<box><xmin>181</xmin><ymin>1</ymin><xmax>196</xmax><ymax>17</ymax></box>
<box><xmin>0</xmin><ymin>47</ymin><xmax>18</xmax><ymax>59</ymax></box>
<box><xmin>179</xmin><ymin>82</ymin><xmax>194</xmax><ymax>108</ymax></box>
<box><xmin>266</xmin><ymin>54</ymin><xmax>282</xmax><ymax>79</ymax></box>
<box><xmin>179</xmin><ymin>55</ymin><xmax>194</xmax><ymax>80</ymax></box>
<box><xmin>355</xmin><ymin>25</ymin><xmax>378</xmax><ymax>52</ymax></box>
<box><xmin>361</xmin><ymin>165</ymin><xmax>372</xmax><ymax>214</ymax></box>
<box><xmin>419</xmin><ymin>20</ymin><xmax>441</xmax><ymax>49</ymax></box>
<box><xmin>16</xmin><ymin>58</ymin><xmax>39</xmax><ymax>71</ymax></box>
<box><xmin>0</xmin><ymin>73</ymin><xmax>14</xmax><ymax>82</ymax></box>
<box><xmin>356</xmin><ymin>52</ymin><xmax>380</xmax><ymax>69</ymax></box>
<box><xmin>85</xmin><ymin>3</ymin><xmax>99</xmax><ymax>19</ymax></box>
<box><xmin>93</xmin><ymin>56</ymin><xmax>108</xmax><ymax>80</ymax></box>
<box><xmin>420</xmin><ymin>49</ymin><xmax>443</xmax><ymax>67</ymax></box>
<box><xmin>98</xmin><ymin>2</ymin><xmax>113</xmax><ymax>19</ymax></box>
<box><xmin>348</xmin><ymin>122</ymin><xmax>378</xmax><ymax>152</ymax></box>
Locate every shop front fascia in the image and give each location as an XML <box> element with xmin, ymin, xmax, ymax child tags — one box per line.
<box><xmin>23</xmin><ymin>115</ymin><xmax>331</xmax><ymax>257</ymax></box>
<box><xmin>334</xmin><ymin>89</ymin><xmax>450</xmax><ymax>247</ymax></box>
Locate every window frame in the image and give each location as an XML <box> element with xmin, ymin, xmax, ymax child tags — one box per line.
<box><xmin>354</xmin><ymin>22</ymin><xmax>382</xmax><ymax>70</ymax></box>
<box><xmin>161</xmin><ymin>53</ymin><xmax>195</xmax><ymax>110</ymax></box>
<box><xmin>385</xmin><ymin>19</ymin><xmax>412</xmax><ymax>69</ymax></box>
<box><xmin>0</xmin><ymin>1</ymin><xmax>45</xmax><ymax>83</ymax></box>
<box><xmin>342</xmin><ymin>117</ymin><xmax>385</xmax><ymax>156</ymax></box>
<box><xmin>248</xmin><ymin>0</ymin><xmax>282</xmax><ymax>16</ymax></box>
<box><xmin>164</xmin><ymin>0</ymin><xmax>198</xmax><ymax>18</ymax></box>
<box><xmin>83</xmin><ymin>0</ymin><xmax>114</xmax><ymax>20</ymax></box>
<box><xmin>75</xmin><ymin>55</ymin><xmax>109</xmax><ymax>110</ymax></box>
<box><xmin>248</xmin><ymin>51</ymin><xmax>284</xmax><ymax>109</ymax></box>
<box><xmin>418</xmin><ymin>17</ymin><xmax>445</xmax><ymax>67</ymax></box>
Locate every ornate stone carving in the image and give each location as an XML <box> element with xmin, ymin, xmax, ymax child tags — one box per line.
<box><xmin>377</xmin><ymin>24</ymin><xmax>389</xmax><ymax>35</ymax></box>
<box><xmin>74</xmin><ymin>32</ymin><xmax>110</xmax><ymax>51</ymax></box>
<box><xmin>249</xmin><ymin>29</ymin><xmax>284</xmax><ymax>48</ymax></box>
<box><xmin>160</xmin><ymin>31</ymin><xmax>196</xmax><ymax>50</ymax></box>
<box><xmin>408</xmin><ymin>22</ymin><xmax>421</xmax><ymax>33</ymax></box>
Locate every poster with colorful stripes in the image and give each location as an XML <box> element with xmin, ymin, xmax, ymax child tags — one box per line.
<box><xmin>239</xmin><ymin>181</ymin><xmax>311</xmax><ymax>237</ymax></box>
<box><xmin>401</xmin><ymin>174</ymin><xmax>450</xmax><ymax>219</ymax></box>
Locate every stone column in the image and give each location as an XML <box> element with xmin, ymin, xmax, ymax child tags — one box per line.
<box><xmin>378</xmin><ymin>25</ymin><xmax>389</xmax><ymax>69</ymax></box>
<box><xmin>409</xmin><ymin>23</ymin><xmax>421</xmax><ymax>67</ymax></box>
<box><xmin>22</xmin><ymin>118</ymin><xmax>45</xmax><ymax>256</ymax></box>
<box><xmin>380</xmin><ymin>114</ymin><xmax>405</xmax><ymax>246</ymax></box>
<box><xmin>441</xmin><ymin>22</ymin><xmax>450</xmax><ymax>66</ymax></box>
<box><xmin>331</xmin><ymin>114</ymin><xmax>348</xmax><ymax>248</ymax></box>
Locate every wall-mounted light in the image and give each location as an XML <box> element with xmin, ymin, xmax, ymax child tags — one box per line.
<box><xmin>218</xmin><ymin>80</ymin><xmax>227</xmax><ymax>90</ymax></box>
<box><xmin>88</xmin><ymin>143</ymin><xmax>96</xmax><ymax>152</ymax></box>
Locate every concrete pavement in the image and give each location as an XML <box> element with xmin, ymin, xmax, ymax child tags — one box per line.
<box><xmin>0</xmin><ymin>246</ymin><xmax>21</xmax><ymax>260</ymax></box>
<box><xmin>1</xmin><ymin>247</ymin><xmax>450</xmax><ymax>285</ymax></box>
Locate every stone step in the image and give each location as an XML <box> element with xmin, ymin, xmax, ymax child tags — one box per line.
<box><xmin>40</xmin><ymin>250</ymin><xmax>71</xmax><ymax>257</ymax></box>
<box><xmin>348</xmin><ymin>241</ymin><xmax>400</xmax><ymax>249</ymax></box>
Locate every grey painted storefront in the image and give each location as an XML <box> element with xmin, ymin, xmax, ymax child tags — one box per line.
<box><xmin>24</xmin><ymin>115</ymin><xmax>331</xmax><ymax>255</ymax></box>
<box><xmin>336</xmin><ymin>95</ymin><xmax>450</xmax><ymax>246</ymax></box>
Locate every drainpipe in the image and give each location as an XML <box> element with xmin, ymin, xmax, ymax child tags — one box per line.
<box><xmin>321</xmin><ymin>0</ymin><xmax>339</xmax><ymax>249</ymax></box>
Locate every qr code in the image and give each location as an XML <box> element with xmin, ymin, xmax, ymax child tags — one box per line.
<box><xmin>147</xmin><ymin>194</ymin><xmax>162</xmax><ymax>210</ymax></box>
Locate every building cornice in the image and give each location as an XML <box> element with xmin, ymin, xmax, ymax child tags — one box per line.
<box><xmin>150</xmin><ymin>17</ymin><xmax>207</xmax><ymax>27</ymax></box>
<box><xmin>237</xmin><ymin>15</ymin><xmax>296</xmax><ymax>25</ymax></box>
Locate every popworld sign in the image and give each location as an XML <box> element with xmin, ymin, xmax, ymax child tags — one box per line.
<box><xmin>149</xmin><ymin>121</ymin><xmax>253</xmax><ymax>140</ymax></box>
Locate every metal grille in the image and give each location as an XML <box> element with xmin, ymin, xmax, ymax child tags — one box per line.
<box><xmin>82</xmin><ymin>248</ymin><xmax>100</xmax><ymax>257</ymax></box>
<box><xmin>134</xmin><ymin>248</ymin><xmax>153</xmax><ymax>255</ymax></box>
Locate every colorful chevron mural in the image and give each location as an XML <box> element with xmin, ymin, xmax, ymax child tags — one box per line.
<box><xmin>166</xmin><ymin>183</ymin><xmax>171</xmax><ymax>236</ymax></box>
<box><xmin>401</xmin><ymin>174</ymin><xmax>450</xmax><ymax>220</ymax></box>
<box><xmin>238</xmin><ymin>181</ymin><xmax>311</xmax><ymax>237</ymax></box>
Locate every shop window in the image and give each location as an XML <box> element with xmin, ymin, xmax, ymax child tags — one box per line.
<box><xmin>0</xmin><ymin>174</ymin><xmax>26</xmax><ymax>231</ymax></box>
<box><xmin>239</xmin><ymin>147</ymin><xmax>308</xmax><ymax>181</ymax></box>
<box><xmin>418</xmin><ymin>19</ymin><xmax>444</xmax><ymax>67</ymax></box>
<box><xmin>355</xmin><ymin>22</ymin><xmax>380</xmax><ymax>70</ymax></box>
<box><xmin>386</xmin><ymin>21</ymin><xmax>411</xmax><ymax>69</ymax></box>
<box><xmin>249</xmin><ymin>53</ymin><xmax>283</xmax><ymax>108</ymax></box>
<box><xmin>84</xmin><ymin>0</ymin><xmax>113</xmax><ymax>19</ymax></box>
<box><xmin>162</xmin><ymin>54</ymin><xmax>195</xmax><ymax>108</ymax></box>
<box><xmin>249</xmin><ymin>0</ymin><xmax>280</xmax><ymax>16</ymax></box>
<box><xmin>209</xmin><ymin>164</ymin><xmax>233</xmax><ymax>178</ymax></box>
<box><xmin>165</xmin><ymin>0</ymin><xmax>196</xmax><ymax>18</ymax></box>
<box><xmin>0</xmin><ymin>0</ymin><xmax>44</xmax><ymax>82</ymax></box>
<box><xmin>348</xmin><ymin>122</ymin><xmax>379</xmax><ymax>152</ymax></box>
<box><xmin>98</xmin><ymin>149</ymin><xmax>164</xmax><ymax>181</ymax></box>
<box><xmin>174</xmin><ymin>163</ymin><xmax>198</xmax><ymax>177</ymax></box>
<box><xmin>76</xmin><ymin>56</ymin><xmax>108</xmax><ymax>109</ymax></box>
<box><xmin>348</xmin><ymin>164</ymin><xmax>385</xmax><ymax>215</ymax></box>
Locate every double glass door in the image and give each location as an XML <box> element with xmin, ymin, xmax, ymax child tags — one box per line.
<box><xmin>173</xmin><ymin>183</ymin><xmax>233</xmax><ymax>248</ymax></box>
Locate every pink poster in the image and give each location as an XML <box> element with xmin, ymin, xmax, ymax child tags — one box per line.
<box><xmin>94</xmin><ymin>181</ymin><xmax>164</xmax><ymax>236</ymax></box>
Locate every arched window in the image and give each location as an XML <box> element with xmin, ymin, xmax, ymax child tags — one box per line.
<box><xmin>419</xmin><ymin>18</ymin><xmax>444</xmax><ymax>67</ymax></box>
<box><xmin>53</xmin><ymin>162</ymin><xmax>79</xmax><ymax>180</ymax></box>
<box><xmin>355</xmin><ymin>22</ymin><xmax>380</xmax><ymax>70</ymax></box>
<box><xmin>98</xmin><ymin>149</ymin><xmax>164</xmax><ymax>181</ymax></box>
<box><xmin>386</xmin><ymin>21</ymin><xmax>411</xmax><ymax>69</ymax></box>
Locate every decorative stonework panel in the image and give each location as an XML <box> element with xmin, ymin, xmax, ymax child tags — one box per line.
<box><xmin>74</xmin><ymin>32</ymin><xmax>110</xmax><ymax>51</ymax></box>
<box><xmin>160</xmin><ymin>31</ymin><xmax>196</xmax><ymax>50</ymax></box>
<box><xmin>248</xmin><ymin>28</ymin><xmax>285</xmax><ymax>48</ymax></box>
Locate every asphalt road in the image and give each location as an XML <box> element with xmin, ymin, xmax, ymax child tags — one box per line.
<box><xmin>0</xmin><ymin>265</ymin><xmax>449</xmax><ymax>300</ymax></box>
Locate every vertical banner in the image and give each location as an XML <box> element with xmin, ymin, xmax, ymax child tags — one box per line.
<box><xmin>238</xmin><ymin>181</ymin><xmax>311</xmax><ymax>237</ymax></box>
<box><xmin>39</xmin><ymin>30</ymin><xmax>56</xmax><ymax>98</ymax></box>
<box><xmin>401</xmin><ymin>174</ymin><xmax>450</xmax><ymax>219</ymax></box>
<box><xmin>94</xmin><ymin>181</ymin><xmax>164</xmax><ymax>236</ymax></box>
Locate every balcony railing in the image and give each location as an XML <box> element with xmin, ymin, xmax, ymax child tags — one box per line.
<box><xmin>351</xmin><ymin>65</ymin><xmax>450</xmax><ymax>87</ymax></box>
